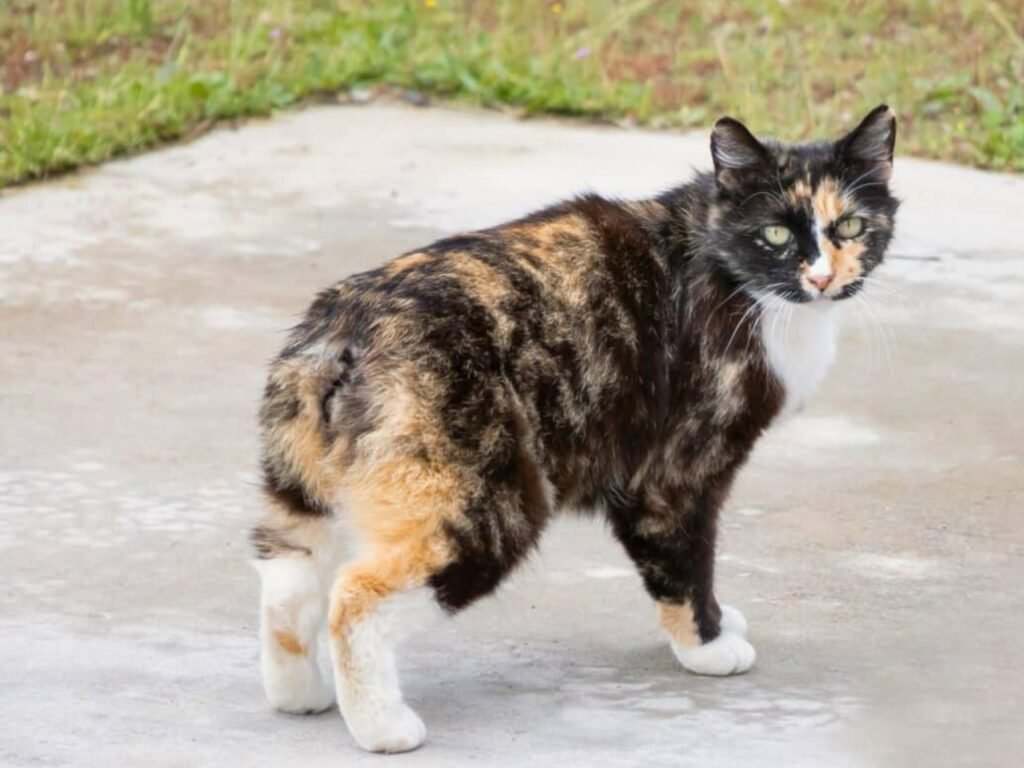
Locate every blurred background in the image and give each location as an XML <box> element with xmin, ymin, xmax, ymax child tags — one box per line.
<box><xmin>2</xmin><ymin>0</ymin><xmax>1022</xmax><ymax>187</ymax></box>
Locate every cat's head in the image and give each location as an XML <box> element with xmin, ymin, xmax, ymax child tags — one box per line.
<box><xmin>705</xmin><ymin>105</ymin><xmax>899</xmax><ymax>303</ymax></box>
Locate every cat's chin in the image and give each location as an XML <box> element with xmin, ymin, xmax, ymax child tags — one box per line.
<box><xmin>795</xmin><ymin>288</ymin><xmax>860</xmax><ymax>305</ymax></box>
<box><xmin>806</xmin><ymin>294</ymin><xmax>843</xmax><ymax>306</ymax></box>
<box><xmin>754</xmin><ymin>289</ymin><xmax>822</xmax><ymax>307</ymax></box>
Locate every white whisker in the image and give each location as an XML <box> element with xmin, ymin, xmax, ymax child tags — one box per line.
<box><xmin>723</xmin><ymin>299</ymin><xmax>764</xmax><ymax>358</ymax></box>
<box><xmin>855</xmin><ymin>291</ymin><xmax>896</xmax><ymax>375</ymax></box>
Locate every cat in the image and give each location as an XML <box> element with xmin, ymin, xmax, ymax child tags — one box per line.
<box><xmin>250</xmin><ymin>105</ymin><xmax>898</xmax><ymax>752</ymax></box>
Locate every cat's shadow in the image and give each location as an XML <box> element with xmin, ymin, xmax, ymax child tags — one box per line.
<box><xmin>401</xmin><ymin>630</ymin><xmax>852</xmax><ymax>743</ymax></box>
<box><xmin>404</xmin><ymin>639</ymin><xmax>779</xmax><ymax>732</ymax></box>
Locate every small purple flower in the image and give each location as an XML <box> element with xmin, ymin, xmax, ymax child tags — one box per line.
<box><xmin>574</xmin><ymin>46</ymin><xmax>591</xmax><ymax>60</ymax></box>
<box><xmin>270</xmin><ymin>27</ymin><xmax>282</xmax><ymax>40</ymax></box>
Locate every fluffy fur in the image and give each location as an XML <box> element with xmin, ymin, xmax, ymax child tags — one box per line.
<box><xmin>249</xmin><ymin>106</ymin><xmax>899</xmax><ymax>752</ymax></box>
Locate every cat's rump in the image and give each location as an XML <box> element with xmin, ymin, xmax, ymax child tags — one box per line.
<box><xmin>259</xmin><ymin>335</ymin><xmax>358</xmax><ymax>517</ymax></box>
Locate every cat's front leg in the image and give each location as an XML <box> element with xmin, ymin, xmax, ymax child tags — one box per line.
<box><xmin>608</xmin><ymin>484</ymin><xmax>755</xmax><ymax>677</ymax></box>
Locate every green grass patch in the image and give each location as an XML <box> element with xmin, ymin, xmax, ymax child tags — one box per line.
<box><xmin>1</xmin><ymin>0</ymin><xmax>1022</xmax><ymax>186</ymax></box>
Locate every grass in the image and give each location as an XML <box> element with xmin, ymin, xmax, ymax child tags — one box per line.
<box><xmin>1</xmin><ymin>0</ymin><xmax>1022</xmax><ymax>187</ymax></box>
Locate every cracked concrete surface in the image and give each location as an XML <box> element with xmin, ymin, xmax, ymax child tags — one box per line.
<box><xmin>1</xmin><ymin>104</ymin><xmax>1022</xmax><ymax>767</ymax></box>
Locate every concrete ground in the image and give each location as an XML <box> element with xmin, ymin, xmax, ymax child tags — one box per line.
<box><xmin>1</xmin><ymin>103</ymin><xmax>1022</xmax><ymax>768</ymax></box>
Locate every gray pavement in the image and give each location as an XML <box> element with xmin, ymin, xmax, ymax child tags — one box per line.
<box><xmin>1</xmin><ymin>103</ymin><xmax>1022</xmax><ymax>767</ymax></box>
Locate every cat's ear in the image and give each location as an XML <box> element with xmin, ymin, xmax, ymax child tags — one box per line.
<box><xmin>711</xmin><ymin>117</ymin><xmax>772</xmax><ymax>192</ymax></box>
<box><xmin>838</xmin><ymin>105</ymin><xmax>896</xmax><ymax>181</ymax></box>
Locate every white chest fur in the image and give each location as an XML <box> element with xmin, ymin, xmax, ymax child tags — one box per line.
<box><xmin>758</xmin><ymin>300</ymin><xmax>840</xmax><ymax>419</ymax></box>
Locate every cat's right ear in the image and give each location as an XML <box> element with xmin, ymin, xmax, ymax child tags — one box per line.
<box><xmin>711</xmin><ymin>117</ymin><xmax>771</xmax><ymax>192</ymax></box>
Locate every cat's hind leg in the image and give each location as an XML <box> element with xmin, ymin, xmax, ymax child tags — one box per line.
<box><xmin>327</xmin><ymin>557</ymin><xmax>443</xmax><ymax>753</ymax></box>
<box><xmin>251</xmin><ymin>515</ymin><xmax>337</xmax><ymax>714</ymax></box>
<box><xmin>327</xmin><ymin>431</ymin><xmax>549</xmax><ymax>752</ymax></box>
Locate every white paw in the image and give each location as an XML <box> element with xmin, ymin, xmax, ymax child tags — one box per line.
<box><xmin>671</xmin><ymin>630</ymin><xmax>756</xmax><ymax>677</ymax></box>
<box><xmin>263</xmin><ymin>658</ymin><xmax>335</xmax><ymax>714</ymax></box>
<box><xmin>719</xmin><ymin>604</ymin><xmax>748</xmax><ymax>637</ymax></box>
<box><xmin>345</xmin><ymin>702</ymin><xmax>427</xmax><ymax>754</ymax></box>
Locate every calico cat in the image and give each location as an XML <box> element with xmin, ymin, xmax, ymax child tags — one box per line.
<box><xmin>250</xmin><ymin>106</ymin><xmax>898</xmax><ymax>752</ymax></box>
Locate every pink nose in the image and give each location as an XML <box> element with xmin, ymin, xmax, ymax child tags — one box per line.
<box><xmin>809</xmin><ymin>273</ymin><xmax>834</xmax><ymax>291</ymax></box>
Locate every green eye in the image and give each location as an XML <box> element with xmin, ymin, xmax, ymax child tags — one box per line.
<box><xmin>836</xmin><ymin>216</ymin><xmax>865</xmax><ymax>239</ymax></box>
<box><xmin>761</xmin><ymin>225</ymin><xmax>792</xmax><ymax>247</ymax></box>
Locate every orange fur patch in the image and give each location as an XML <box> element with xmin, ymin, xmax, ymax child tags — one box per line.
<box><xmin>524</xmin><ymin>216</ymin><xmax>586</xmax><ymax>243</ymax></box>
<box><xmin>505</xmin><ymin>214</ymin><xmax>593</xmax><ymax>263</ymax></box>
<box><xmin>383</xmin><ymin>251</ymin><xmax>433</xmax><ymax>277</ymax></box>
<box><xmin>327</xmin><ymin>374</ymin><xmax>462</xmax><ymax>636</ymax></box>
<box><xmin>658</xmin><ymin>601</ymin><xmax>701</xmax><ymax>648</ymax></box>
<box><xmin>450</xmin><ymin>251</ymin><xmax>511</xmax><ymax>306</ymax></box>
<box><xmin>264</xmin><ymin>360</ymin><xmax>338</xmax><ymax>504</ymax></box>
<box><xmin>811</xmin><ymin>177</ymin><xmax>845</xmax><ymax>224</ymax></box>
<box><xmin>274</xmin><ymin>630</ymin><xmax>307</xmax><ymax>656</ymax></box>
<box><xmin>822</xmin><ymin>240</ymin><xmax>866</xmax><ymax>284</ymax></box>
<box><xmin>788</xmin><ymin>179</ymin><xmax>812</xmax><ymax>203</ymax></box>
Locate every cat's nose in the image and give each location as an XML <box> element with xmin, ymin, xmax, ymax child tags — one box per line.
<box><xmin>808</xmin><ymin>273</ymin><xmax>834</xmax><ymax>291</ymax></box>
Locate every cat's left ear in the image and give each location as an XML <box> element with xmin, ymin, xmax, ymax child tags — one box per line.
<box><xmin>711</xmin><ymin>117</ymin><xmax>772</xmax><ymax>192</ymax></box>
<box><xmin>837</xmin><ymin>104</ymin><xmax>896</xmax><ymax>181</ymax></box>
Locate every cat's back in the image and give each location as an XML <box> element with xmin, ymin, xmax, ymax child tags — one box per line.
<box><xmin>261</xmin><ymin>194</ymin><xmax>675</xmax><ymax>508</ymax></box>
<box><xmin>284</xmin><ymin>194</ymin><xmax>670</xmax><ymax>373</ymax></box>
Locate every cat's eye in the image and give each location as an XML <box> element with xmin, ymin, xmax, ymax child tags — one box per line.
<box><xmin>835</xmin><ymin>216</ymin><xmax>865</xmax><ymax>239</ymax></box>
<box><xmin>761</xmin><ymin>225</ymin><xmax>792</xmax><ymax>247</ymax></box>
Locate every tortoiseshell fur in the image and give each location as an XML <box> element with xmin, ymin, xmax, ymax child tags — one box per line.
<box><xmin>250</xmin><ymin>107</ymin><xmax>899</xmax><ymax>752</ymax></box>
